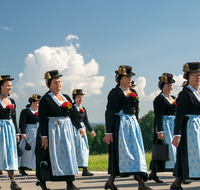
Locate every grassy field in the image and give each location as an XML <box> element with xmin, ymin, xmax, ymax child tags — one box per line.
<box><xmin>85</xmin><ymin>152</ymin><xmax>152</xmax><ymax>172</ymax></box>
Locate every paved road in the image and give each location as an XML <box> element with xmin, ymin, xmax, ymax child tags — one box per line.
<box><xmin>1</xmin><ymin>171</ymin><xmax>200</xmax><ymax>190</ymax></box>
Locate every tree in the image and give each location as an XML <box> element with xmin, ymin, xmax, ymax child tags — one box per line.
<box><xmin>139</xmin><ymin>110</ymin><xmax>154</xmax><ymax>152</ymax></box>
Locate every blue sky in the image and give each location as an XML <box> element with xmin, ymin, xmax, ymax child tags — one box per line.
<box><xmin>1</xmin><ymin>1</ymin><xmax>200</xmax><ymax>122</ymax></box>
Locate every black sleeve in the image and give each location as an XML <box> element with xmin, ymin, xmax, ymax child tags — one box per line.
<box><xmin>19</xmin><ymin>109</ymin><xmax>28</xmax><ymax>134</ymax></box>
<box><xmin>64</xmin><ymin>95</ymin><xmax>82</xmax><ymax>130</ymax></box>
<box><xmin>174</xmin><ymin>91</ymin><xmax>191</xmax><ymax>135</ymax></box>
<box><xmin>11</xmin><ymin>99</ymin><xmax>20</xmax><ymax>134</ymax></box>
<box><xmin>38</xmin><ymin>96</ymin><xmax>50</xmax><ymax>136</ymax></box>
<box><xmin>153</xmin><ymin>96</ymin><xmax>165</xmax><ymax>132</ymax></box>
<box><xmin>83</xmin><ymin>108</ymin><xmax>93</xmax><ymax>132</ymax></box>
<box><xmin>105</xmin><ymin>89</ymin><xmax>120</xmax><ymax>133</ymax></box>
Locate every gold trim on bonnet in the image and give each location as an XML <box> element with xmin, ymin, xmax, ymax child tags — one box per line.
<box><xmin>160</xmin><ymin>74</ymin><xmax>168</xmax><ymax>83</ymax></box>
<box><xmin>44</xmin><ymin>71</ymin><xmax>51</xmax><ymax>80</ymax></box>
<box><xmin>118</xmin><ymin>66</ymin><xmax>127</xmax><ymax>75</ymax></box>
<box><xmin>183</xmin><ymin>63</ymin><xmax>190</xmax><ymax>72</ymax></box>
<box><xmin>0</xmin><ymin>76</ymin><xmax>2</xmax><ymax>81</ymax></box>
<box><xmin>31</xmin><ymin>94</ymin><xmax>40</xmax><ymax>101</ymax></box>
<box><xmin>72</xmin><ymin>89</ymin><xmax>77</xmax><ymax>95</ymax></box>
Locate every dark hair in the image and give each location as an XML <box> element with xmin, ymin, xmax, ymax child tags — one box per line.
<box><xmin>158</xmin><ymin>81</ymin><xmax>165</xmax><ymax>90</ymax></box>
<box><xmin>72</xmin><ymin>94</ymin><xmax>76</xmax><ymax>101</ymax></box>
<box><xmin>115</xmin><ymin>75</ymin><xmax>123</xmax><ymax>88</ymax></box>
<box><xmin>47</xmin><ymin>79</ymin><xmax>52</xmax><ymax>88</ymax></box>
<box><xmin>26</xmin><ymin>98</ymin><xmax>37</xmax><ymax>108</ymax></box>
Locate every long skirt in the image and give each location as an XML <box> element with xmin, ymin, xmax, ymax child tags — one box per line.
<box><xmin>18</xmin><ymin>123</ymin><xmax>38</xmax><ymax>169</ymax></box>
<box><xmin>73</xmin><ymin>122</ymin><xmax>89</xmax><ymax>167</ymax></box>
<box><xmin>150</xmin><ymin>115</ymin><xmax>176</xmax><ymax>172</ymax></box>
<box><xmin>174</xmin><ymin>114</ymin><xmax>200</xmax><ymax>179</ymax></box>
<box><xmin>48</xmin><ymin>117</ymin><xmax>79</xmax><ymax>176</ymax></box>
<box><xmin>0</xmin><ymin>119</ymin><xmax>18</xmax><ymax>171</ymax></box>
<box><xmin>117</xmin><ymin>110</ymin><xmax>147</xmax><ymax>174</ymax></box>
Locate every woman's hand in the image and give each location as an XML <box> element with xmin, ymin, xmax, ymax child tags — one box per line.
<box><xmin>91</xmin><ymin>131</ymin><xmax>96</xmax><ymax>137</ymax></box>
<box><xmin>158</xmin><ymin>132</ymin><xmax>164</xmax><ymax>140</ymax></box>
<box><xmin>172</xmin><ymin>136</ymin><xmax>181</xmax><ymax>147</ymax></box>
<box><xmin>41</xmin><ymin>137</ymin><xmax>48</xmax><ymax>149</ymax></box>
<box><xmin>103</xmin><ymin>134</ymin><xmax>113</xmax><ymax>144</ymax></box>
<box><xmin>16</xmin><ymin>135</ymin><xmax>20</xmax><ymax>143</ymax></box>
<box><xmin>79</xmin><ymin>128</ymin><xmax>85</xmax><ymax>138</ymax></box>
<box><xmin>21</xmin><ymin>134</ymin><xmax>26</xmax><ymax>139</ymax></box>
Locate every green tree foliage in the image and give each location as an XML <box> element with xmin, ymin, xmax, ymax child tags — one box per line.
<box><xmin>139</xmin><ymin>110</ymin><xmax>154</xmax><ymax>152</ymax></box>
<box><xmin>86</xmin><ymin>124</ymin><xmax>108</xmax><ymax>155</ymax></box>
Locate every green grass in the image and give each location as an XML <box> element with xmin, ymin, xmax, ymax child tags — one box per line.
<box><xmin>86</xmin><ymin>152</ymin><xmax>152</xmax><ymax>171</ymax></box>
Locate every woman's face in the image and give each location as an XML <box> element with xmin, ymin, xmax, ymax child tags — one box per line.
<box><xmin>50</xmin><ymin>78</ymin><xmax>61</xmax><ymax>93</ymax></box>
<box><xmin>162</xmin><ymin>83</ymin><xmax>173</xmax><ymax>95</ymax></box>
<box><xmin>31</xmin><ymin>100</ymin><xmax>40</xmax><ymax>111</ymax></box>
<box><xmin>1</xmin><ymin>80</ymin><xmax>12</xmax><ymax>95</ymax></box>
<box><xmin>120</xmin><ymin>76</ymin><xmax>132</xmax><ymax>88</ymax></box>
<box><xmin>189</xmin><ymin>72</ymin><xmax>200</xmax><ymax>88</ymax></box>
<box><xmin>75</xmin><ymin>95</ymin><xmax>84</xmax><ymax>106</ymax></box>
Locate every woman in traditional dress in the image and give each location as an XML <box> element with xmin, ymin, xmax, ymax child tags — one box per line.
<box><xmin>18</xmin><ymin>94</ymin><xmax>41</xmax><ymax>176</ymax></box>
<box><xmin>36</xmin><ymin>70</ymin><xmax>85</xmax><ymax>190</ymax></box>
<box><xmin>0</xmin><ymin>75</ymin><xmax>21</xmax><ymax>190</ymax></box>
<box><xmin>149</xmin><ymin>73</ymin><xmax>176</xmax><ymax>183</ymax></box>
<box><xmin>103</xmin><ymin>65</ymin><xmax>152</xmax><ymax>190</ymax></box>
<box><xmin>171</xmin><ymin>62</ymin><xmax>200</xmax><ymax>190</ymax></box>
<box><xmin>72</xmin><ymin>89</ymin><xmax>96</xmax><ymax>176</ymax></box>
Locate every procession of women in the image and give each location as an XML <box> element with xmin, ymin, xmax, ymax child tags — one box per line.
<box><xmin>1</xmin><ymin>62</ymin><xmax>200</xmax><ymax>190</ymax></box>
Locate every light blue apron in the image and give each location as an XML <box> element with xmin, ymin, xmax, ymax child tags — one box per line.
<box><xmin>18</xmin><ymin>123</ymin><xmax>38</xmax><ymax>169</ymax></box>
<box><xmin>117</xmin><ymin>110</ymin><xmax>147</xmax><ymax>173</ymax></box>
<box><xmin>74</xmin><ymin>122</ymin><xmax>89</xmax><ymax>167</ymax></box>
<box><xmin>163</xmin><ymin>115</ymin><xmax>176</xmax><ymax>169</ymax></box>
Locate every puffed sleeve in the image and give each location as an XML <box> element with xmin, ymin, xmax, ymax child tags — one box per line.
<box><xmin>105</xmin><ymin>88</ymin><xmax>120</xmax><ymax>133</ymax></box>
<box><xmin>174</xmin><ymin>91</ymin><xmax>191</xmax><ymax>135</ymax></box>
<box><xmin>153</xmin><ymin>95</ymin><xmax>165</xmax><ymax>132</ymax></box>
<box><xmin>10</xmin><ymin>99</ymin><xmax>20</xmax><ymax>134</ymax></box>
<box><xmin>83</xmin><ymin>108</ymin><xmax>93</xmax><ymax>132</ymax></box>
<box><xmin>19</xmin><ymin>109</ymin><xmax>28</xmax><ymax>134</ymax></box>
<box><xmin>38</xmin><ymin>96</ymin><xmax>50</xmax><ymax>136</ymax></box>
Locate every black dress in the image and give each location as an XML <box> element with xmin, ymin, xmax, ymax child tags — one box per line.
<box><xmin>18</xmin><ymin>108</ymin><xmax>39</xmax><ymax>170</ymax></box>
<box><xmin>0</xmin><ymin>98</ymin><xmax>19</xmax><ymax>133</ymax></box>
<box><xmin>150</xmin><ymin>93</ymin><xmax>176</xmax><ymax>172</ymax></box>
<box><xmin>105</xmin><ymin>87</ymin><xmax>147</xmax><ymax>180</ymax></box>
<box><xmin>36</xmin><ymin>92</ymin><xmax>82</xmax><ymax>181</ymax></box>
<box><xmin>130</xmin><ymin>89</ymin><xmax>139</xmax><ymax>121</ymax></box>
<box><xmin>73</xmin><ymin>104</ymin><xmax>93</xmax><ymax>167</ymax></box>
<box><xmin>173</xmin><ymin>86</ymin><xmax>200</xmax><ymax>179</ymax></box>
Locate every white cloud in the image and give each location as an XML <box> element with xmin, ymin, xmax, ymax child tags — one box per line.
<box><xmin>19</xmin><ymin>73</ymin><xmax>23</xmax><ymax>78</ymax></box>
<box><xmin>135</xmin><ymin>77</ymin><xmax>146</xmax><ymax>99</ymax></box>
<box><xmin>15</xmin><ymin>37</ymin><xmax>105</xmax><ymax>102</ymax></box>
<box><xmin>3</xmin><ymin>26</ymin><xmax>13</xmax><ymax>30</ymax></box>
<box><xmin>65</xmin><ymin>34</ymin><xmax>78</xmax><ymax>43</ymax></box>
<box><xmin>10</xmin><ymin>93</ymin><xmax>19</xmax><ymax>100</ymax></box>
<box><xmin>93</xmin><ymin>99</ymin><xmax>103</xmax><ymax>103</ymax></box>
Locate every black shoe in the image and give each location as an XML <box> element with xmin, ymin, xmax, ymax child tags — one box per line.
<box><xmin>104</xmin><ymin>182</ymin><xmax>118</xmax><ymax>190</ymax></box>
<box><xmin>10</xmin><ymin>183</ymin><xmax>22</xmax><ymax>190</ymax></box>
<box><xmin>138</xmin><ymin>187</ymin><xmax>153</xmax><ymax>190</ymax></box>
<box><xmin>0</xmin><ymin>170</ymin><xmax>3</xmax><ymax>175</ymax></box>
<box><xmin>67</xmin><ymin>183</ymin><xmax>80</xmax><ymax>190</ymax></box>
<box><xmin>82</xmin><ymin>170</ymin><xmax>94</xmax><ymax>176</ymax></box>
<box><xmin>36</xmin><ymin>181</ymin><xmax>50</xmax><ymax>190</ymax></box>
<box><xmin>170</xmin><ymin>182</ymin><xmax>183</xmax><ymax>190</ymax></box>
<box><xmin>148</xmin><ymin>174</ymin><xmax>163</xmax><ymax>183</ymax></box>
<box><xmin>182</xmin><ymin>179</ymin><xmax>191</xmax><ymax>184</ymax></box>
<box><xmin>19</xmin><ymin>169</ymin><xmax>28</xmax><ymax>176</ymax></box>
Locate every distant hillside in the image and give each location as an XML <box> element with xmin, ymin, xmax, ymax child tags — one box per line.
<box><xmin>90</xmin><ymin>122</ymin><xmax>105</xmax><ymax>127</ymax></box>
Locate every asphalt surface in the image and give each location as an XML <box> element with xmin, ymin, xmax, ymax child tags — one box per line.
<box><xmin>1</xmin><ymin>171</ymin><xmax>200</xmax><ymax>190</ymax></box>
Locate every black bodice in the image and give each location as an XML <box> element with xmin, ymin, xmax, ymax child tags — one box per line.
<box><xmin>105</xmin><ymin>87</ymin><xmax>139</xmax><ymax>133</ymax></box>
<box><xmin>0</xmin><ymin>98</ymin><xmax>19</xmax><ymax>134</ymax></box>
<box><xmin>73</xmin><ymin>103</ymin><xmax>93</xmax><ymax>132</ymax></box>
<box><xmin>19</xmin><ymin>108</ymin><xmax>39</xmax><ymax>134</ymax></box>
<box><xmin>174</xmin><ymin>87</ymin><xmax>200</xmax><ymax>135</ymax></box>
<box><xmin>153</xmin><ymin>93</ymin><xmax>176</xmax><ymax>132</ymax></box>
